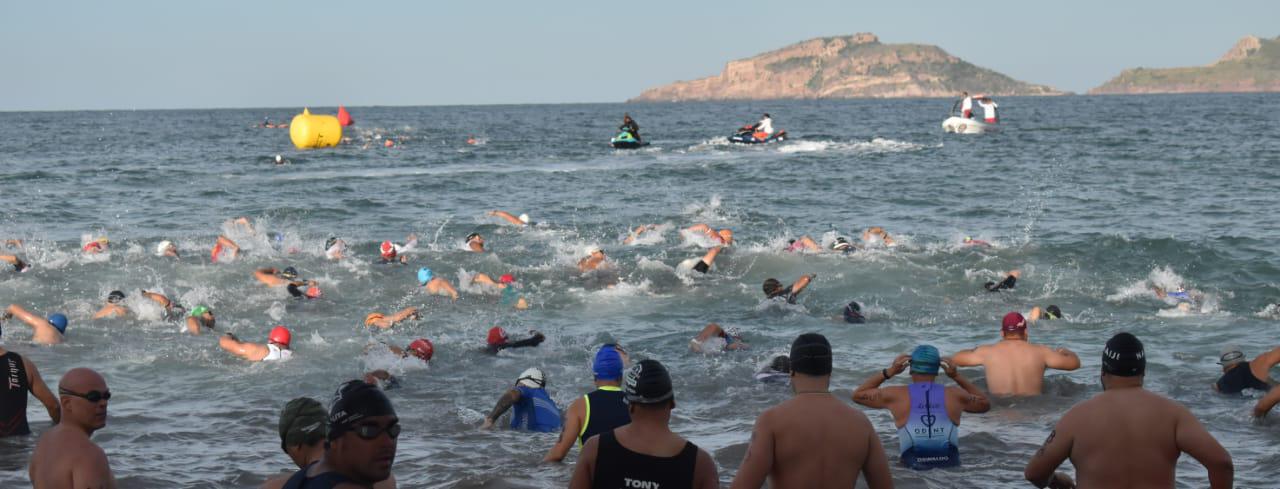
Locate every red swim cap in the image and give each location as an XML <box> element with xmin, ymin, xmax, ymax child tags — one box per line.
<box><xmin>499</xmin><ymin>273</ymin><xmax>515</xmax><ymax>284</ymax></box>
<box><xmin>269</xmin><ymin>326</ymin><xmax>292</xmax><ymax>347</ymax></box>
<box><xmin>1002</xmin><ymin>312</ymin><xmax>1027</xmax><ymax>333</ymax></box>
<box><xmin>408</xmin><ymin>338</ymin><xmax>434</xmax><ymax>361</ymax></box>
<box><xmin>380</xmin><ymin>241</ymin><xmax>395</xmax><ymax>258</ymax></box>
<box><xmin>487</xmin><ymin>326</ymin><xmax>508</xmax><ymax>346</ymax></box>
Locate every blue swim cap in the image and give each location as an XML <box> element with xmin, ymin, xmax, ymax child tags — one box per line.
<box><xmin>47</xmin><ymin>314</ymin><xmax>68</xmax><ymax>334</ymax></box>
<box><xmin>910</xmin><ymin>344</ymin><xmax>941</xmax><ymax>375</ymax></box>
<box><xmin>417</xmin><ymin>267</ymin><xmax>433</xmax><ymax>285</ymax></box>
<box><xmin>593</xmin><ymin>345</ymin><xmax>624</xmax><ymax>381</ymax></box>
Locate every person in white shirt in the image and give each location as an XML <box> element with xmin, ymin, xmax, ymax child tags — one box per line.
<box><xmin>753</xmin><ymin>113</ymin><xmax>774</xmax><ymax>136</ymax></box>
<box><xmin>978</xmin><ymin>98</ymin><xmax>998</xmax><ymax>123</ymax></box>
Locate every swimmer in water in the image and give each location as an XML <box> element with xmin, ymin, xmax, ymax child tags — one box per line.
<box><xmin>733</xmin><ymin>334</ymin><xmax>893</xmax><ymax>488</ymax></box>
<box><xmin>261</xmin><ymin>398</ymin><xmax>399</xmax><ymax>489</ymax></box>
<box><xmin>481</xmin><ymin>367</ymin><xmax>563</xmax><ymax>432</ymax></box>
<box><xmin>272</xmin><ymin>155</ymin><xmax>289</xmax><ymax>165</ymax></box>
<box><xmin>687</xmin><ymin>246</ymin><xmax>723</xmax><ymax>274</ymax></box>
<box><xmin>275</xmin><ymin>381</ymin><xmax>398</xmax><ymax>488</ymax></box>
<box><xmin>984</xmin><ymin>269</ymin><xmax>1021</xmax><ymax>292</ymax></box>
<box><xmin>689</xmin><ymin>323</ymin><xmax>748</xmax><ymax>353</ymax></box>
<box><xmin>154</xmin><ymin>240</ymin><xmax>179</xmax><ymax>258</ymax></box>
<box><xmin>471</xmin><ymin>273</ymin><xmax>530</xmax><ymax>309</ymax></box>
<box><xmin>82</xmin><ymin>236</ymin><xmax>110</xmax><ymax>254</ymax></box>
<box><xmin>465</xmin><ymin>232</ymin><xmax>486</xmax><ymax>252</ymax></box>
<box><xmin>842</xmin><ymin>301</ymin><xmax>866</xmax><ymax>324</ymax></box>
<box><xmin>861</xmin><ymin>226</ymin><xmax>896</xmax><ymax>247</ymax></box>
<box><xmin>784</xmin><ymin>236</ymin><xmax>821</xmax><ymax>252</ymax></box>
<box><xmin>1212</xmin><ymin>346</ymin><xmax>1278</xmax><ymax>395</ymax></box>
<box><xmin>363</xmin><ymin>307</ymin><xmax>421</xmax><ymax>330</ymax></box>
<box><xmin>286</xmin><ymin>281</ymin><xmax>322</xmax><ymax>300</ymax></box>
<box><xmin>91</xmin><ymin>291</ymin><xmax>129</xmax><ymax>319</ymax></box>
<box><xmin>378</xmin><ymin>234</ymin><xmax>418</xmax><ymax>264</ymax></box>
<box><xmin>323</xmin><ymin>237</ymin><xmax>346</xmax><ymax>260</ymax></box>
<box><xmin>210</xmin><ymin>235</ymin><xmax>240</xmax><ymax>263</ymax></box>
<box><xmin>950</xmin><ymin>312</ymin><xmax>1081</xmax><ymax>396</ymax></box>
<box><xmin>139</xmin><ymin>290</ymin><xmax>185</xmax><ymax>321</ymax></box>
<box><xmin>1028</xmin><ymin>305</ymin><xmax>1064</xmax><ymax>323</ymax></box>
<box><xmin>754</xmin><ymin>355</ymin><xmax>791</xmax><ymax>384</ymax></box>
<box><xmin>218</xmin><ymin>326</ymin><xmax>292</xmax><ymax>362</ymax></box>
<box><xmin>2</xmin><ymin>304</ymin><xmax>67</xmax><ymax>345</ymax></box>
<box><xmin>853</xmin><ymin>345</ymin><xmax>990</xmax><ymax>470</ymax></box>
<box><xmin>254</xmin><ymin>266</ymin><xmax>303</xmax><ymax>288</ymax></box>
<box><xmin>1256</xmin><ymin>385</ymin><xmax>1280</xmax><ymax>418</ymax></box>
<box><xmin>962</xmin><ymin>236</ymin><xmax>992</xmax><ymax>248</ymax></box>
<box><xmin>1152</xmin><ymin>284</ymin><xmax>1204</xmax><ymax>311</ymax></box>
<box><xmin>467</xmin><ymin>135</ymin><xmax>478</xmax><ymax>145</ymax></box>
<box><xmin>417</xmin><ymin>267</ymin><xmax>459</xmax><ymax>301</ymax></box>
<box><xmin>762</xmin><ymin>274</ymin><xmax>815</xmax><ymax>304</ymax></box>
<box><xmin>545</xmin><ymin>344</ymin><xmax>630</xmax><ymax>462</ymax></box>
<box><xmin>1</xmin><ymin>254</ymin><xmax>32</xmax><ymax>273</ymax></box>
<box><xmin>622</xmin><ymin>224</ymin><xmax>661</xmax><ymax>245</ymax></box>
<box><xmin>484</xmin><ymin>326</ymin><xmax>545</xmax><ymax>355</ymax></box>
<box><xmin>577</xmin><ymin>246</ymin><xmax>608</xmax><ymax>273</ymax></box>
<box><xmin>1024</xmin><ymin>333</ymin><xmax>1233</xmax><ymax>488</ymax></box>
<box><xmin>684</xmin><ymin>224</ymin><xmax>733</xmax><ymax>246</ymax></box>
<box><xmin>185</xmin><ymin>305</ymin><xmax>215</xmax><ymax>335</ymax></box>
<box><xmin>488</xmin><ymin>210</ymin><xmax>530</xmax><ymax>227</ymax></box>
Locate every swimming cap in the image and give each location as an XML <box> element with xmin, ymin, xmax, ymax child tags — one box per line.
<box><xmin>156</xmin><ymin>241</ymin><xmax>174</xmax><ymax>255</ymax></box>
<box><xmin>843</xmin><ymin>301</ymin><xmax>865</xmax><ymax>324</ymax></box>
<box><xmin>107</xmin><ymin>290</ymin><xmax>125</xmax><ymax>304</ymax></box>
<box><xmin>910</xmin><ymin>345</ymin><xmax>941</xmax><ymax>375</ymax></box>
<box><xmin>832</xmin><ymin>237</ymin><xmax>854</xmax><ymax>251</ymax></box>
<box><xmin>328</xmin><ymin>380</ymin><xmax>397</xmax><ymax>439</ymax></box>
<box><xmin>325</xmin><ymin>237</ymin><xmax>338</xmax><ymax>251</ymax></box>
<box><xmin>417</xmin><ymin>267</ymin><xmax>433</xmax><ymax>285</ymax></box>
<box><xmin>768</xmin><ymin>355</ymin><xmax>791</xmax><ymax>374</ymax></box>
<box><xmin>593</xmin><ymin>345</ymin><xmax>624</xmax><ymax>381</ymax></box>
<box><xmin>47</xmin><ymin>314</ymin><xmax>68</xmax><ymax>334</ymax></box>
<box><xmin>380</xmin><ymin>241</ymin><xmax>396</xmax><ymax>258</ymax></box>
<box><xmin>725</xmin><ymin>326</ymin><xmax>742</xmax><ymax>341</ymax></box>
<box><xmin>304</xmin><ymin>286</ymin><xmax>322</xmax><ymax>299</ymax></box>
<box><xmin>190</xmin><ymin>305</ymin><xmax>210</xmax><ymax>317</ymax></box>
<box><xmin>1102</xmin><ymin>333</ymin><xmax>1145</xmax><ymax>377</ymax></box>
<box><xmin>584</xmin><ymin>246</ymin><xmax>602</xmax><ymax>257</ymax></box>
<box><xmin>518</xmin><ymin>214</ymin><xmax>530</xmax><ymax>224</ymax></box>
<box><xmin>408</xmin><ymin>338</ymin><xmax>434</xmax><ymax>361</ymax></box>
<box><xmin>465</xmin><ymin>233</ymin><xmax>481</xmax><ymax>243</ymax></box>
<box><xmin>1045</xmin><ymin>305</ymin><xmax>1062</xmax><ymax>319</ymax></box>
<box><xmin>487</xmin><ymin>326</ymin><xmax>508</xmax><ymax>346</ymax></box>
<box><xmin>762</xmin><ymin>278</ymin><xmax>783</xmax><ymax>297</ymax></box>
<box><xmin>517</xmin><ymin>367</ymin><xmax>546</xmax><ymax>388</ymax></box>
<box><xmin>1217</xmin><ymin>348</ymin><xmax>1244</xmax><ymax>365</ymax></box>
<box><xmin>499</xmin><ymin>273</ymin><xmax>515</xmax><ymax>284</ymax></box>
<box><xmin>1002</xmin><ymin>312</ymin><xmax>1027</xmax><ymax>333</ymax></box>
<box><xmin>624</xmin><ymin>359</ymin><xmax>674</xmax><ymax>405</ymax></box>
<box><xmin>269</xmin><ymin>326</ymin><xmax>292</xmax><ymax>347</ymax></box>
<box><xmin>275</xmin><ymin>155</ymin><xmax>284</xmax><ymax>164</ymax></box>
<box><xmin>789</xmin><ymin>333</ymin><xmax>832</xmax><ymax>376</ymax></box>
<box><xmin>279</xmin><ymin>397</ymin><xmax>328</xmax><ymax>451</ymax></box>
<box><xmin>281</xmin><ymin>267</ymin><xmax>298</xmax><ymax>280</ymax></box>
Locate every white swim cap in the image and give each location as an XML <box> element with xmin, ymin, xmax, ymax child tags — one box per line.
<box><xmin>517</xmin><ymin>367</ymin><xmax>545</xmax><ymax>388</ymax></box>
<box><xmin>518</xmin><ymin>214</ymin><xmax>530</xmax><ymax>224</ymax></box>
<box><xmin>156</xmin><ymin>241</ymin><xmax>174</xmax><ymax>255</ymax></box>
<box><xmin>275</xmin><ymin>155</ymin><xmax>283</xmax><ymax>163</ymax></box>
<box><xmin>583</xmin><ymin>245</ymin><xmax>602</xmax><ymax>257</ymax></box>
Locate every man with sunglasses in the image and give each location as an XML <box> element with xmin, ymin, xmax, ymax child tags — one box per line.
<box><xmin>0</xmin><ymin>329</ymin><xmax>60</xmax><ymax>437</ymax></box>
<box><xmin>278</xmin><ymin>380</ymin><xmax>398</xmax><ymax>488</ymax></box>
<box><xmin>29</xmin><ymin>367</ymin><xmax>116</xmax><ymax>488</ymax></box>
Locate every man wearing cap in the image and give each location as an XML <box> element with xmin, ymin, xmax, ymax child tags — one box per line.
<box><xmin>762</xmin><ymin>274</ymin><xmax>816</xmax><ymax>304</ymax></box>
<box><xmin>29</xmin><ymin>368</ymin><xmax>116</xmax><ymax>488</ymax></box>
<box><xmin>277</xmin><ymin>381</ymin><xmax>399</xmax><ymax>488</ymax></box>
<box><xmin>950</xmin><ymin>312</ymin><xmax>1081</xmax><ymax>396</ymax></box>
<box><xmin>219</xmin><ymin>326</ymin><xmax>293</xmax><ymax>362</ymax></box>
<box><xmin>324</xmin><ymin>237</ymin><xmax>347</xmax><ymax>261</ymax></box>
<box><xmin>0</xmin><ymin>329</ymin><xmax>60</xmax><ymax>437</ymax></box>
<box><xmin>481</xmin><ymin>367</ymin><xmax>562</xmax><ymax>432</ymax></box>
<box><xmin>689</xmin><ymin>323</ymin><xmax>748</xmax><ymax>353</ymax></box>
<box><xmin>1025</xmin><ymin>332</ymin><xmax>1234</xmax><ymax>489</ymax></box>
<box><xmin>465</xmin><ymin>232</ymin><xmax>486</xmax><ymax>253</ymax></box>
<box><xmin>732</xmin><ymin>334</ymin><xmax>892</xmax><ymax>489</ymax></box>
<box><xmin>91</xmin><ymin>291</ymin><xmax>129</xmax><ymax>319</ymax></box>
<box><xmin>1</xmin><ymin>253</ymin><xmax>32</xmax><ymax>273</ymax></box>
<box><xmin>683</xmin><ymin>224</ymin><xmax>733</xmax><ymax>246</ymax></box>
<box><xmin>417</xmin><ymin>267</ymin><xmax>459</xmax><ymax>301</ymax></box>
<box><xmin>577</xmin><ymin>246</ymin><xmax>608</xmax><ymax>273</ymax></box>
<box><xmin>3</xmin><ymin>304</ymin><xmax>67</xmax><ymax>345</ymax></box>
<box><xmin>1028</xmin><ymin>304</ymin><xmax>1064</xmax><ymax>323</ymax></box>
<box><xmin>853</xmin><ymin>345</ymin><xmax>990</xmax><ymax>469</ymax></box>
<box><xmin>484</xmin><ymin>326</ymin><xmax>545</xmax><ymax>355</ymax></box>
<box><xmin>186</xmin><ymin>305</ymin><xmax>216</xmax><ymax>335</ymax></box>
<box><xmin>363</xmin><ymin>307</ymin><xmax>420</xmax><ymax>330</ymax></box>
<box><xmin>263</xmin><ymin>397</ymin><xmax>399</xmax><ymax>489</ymax></box>
<box><xmin>545</xmin><ymin>344</ymin><xmax>631</xmax><ymax>462</ymax></box>
<box><xmin>1212</xmin><ymin>345</ymin><xmax>1278</xmax><ymax>395</ymax></box>
<box><xmin>377</xmin><ymin>234</ymin><xmax>417</xmax><ymax>265</ymax></box>
<box><xmin>842</xmin><ymin>301</ymin><xmax>866</xmax><ymax>324</ymax></box>
<box><xmin>471</xmin><ymin>273</ymin><xmax>530</xmax><ymax>309</ymax></box>
<box><xmin>570</xmin><ymin>359</ymin><xmax>720</xmax><ymax>489</ymax></box>
<box><xmin>984</xmin><ymin>269</ymin><xmax>1021</xmax><ymax>292</ymax></box>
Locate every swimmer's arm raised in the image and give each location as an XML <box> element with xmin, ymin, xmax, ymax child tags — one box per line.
<box><xmin>26</xmin><ymin>358</ymin><xmax>60</xmax><ymax>424</ymax></box>
<box><xmin>727</xmin><ymin>413</ymin><xmax>773</xmax><ymax>489</ymax></box>
<box><xmin>1174</xmin><ymin>405</ymin><xmax>1233</xmax><ymax>488</ymax></box>
<box><xmin>489</xmin><ymin>211</ymin><xmax>525</xmax><ymax>226</ymax></box>
<box><xmin>139</xmin><ymin>290</ymin><xmax>172</xmax><ymax>309</ymax></box>
<box><xmin>1254</xmin><ymin>386</ymin><xmax>1280</xmax><ymax>418</ymax></box>
<box><xmin>1024</xmin><ymin>424</ymin><xmax>1074</xmax><ymax>489</ymax></box>
<box><xmin>852</xmin><ymin>355</ymin><xmax>909</xmax><ymax>409</ymax></box>
<box><xmin>484</xmin><ymin>389</ymin><xmax>522</xmax><ymax>428</ymax></box>
<box><xmin>943</xmin><ymin>358</ymin><xmax>990</xmax><ymax>413</ymax></box>
<box><xmin>216</xmin><ymin>236</ymin><xmax>240</xmax><ymax>257</ymax></box>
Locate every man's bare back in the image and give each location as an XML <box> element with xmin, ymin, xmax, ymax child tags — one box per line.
<box><xmin>967</xmin><ymin>342</ymin><xmax>1056</xmax><ymax>395</ymax></box>
<box><xmin>30</xmin><ymin>425</ymin><xmax>116</xmax><ymax>489</ymax></box>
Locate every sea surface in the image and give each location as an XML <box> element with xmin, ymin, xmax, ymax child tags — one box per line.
<box><xmin>1</xmin><ymin>94</ymin><xmax>1278</xmax><ymax>488</ymax></box>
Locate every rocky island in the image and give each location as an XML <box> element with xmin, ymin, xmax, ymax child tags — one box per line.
<box><xmin>1090</xmin><ymin>35</ymin><xmax>1280</xmax><ymax>94</ymax></box>
<box><xmin>630</xmin><ymin>33</ymin><xmax>1065</xmax><ymax>102</ymax></box>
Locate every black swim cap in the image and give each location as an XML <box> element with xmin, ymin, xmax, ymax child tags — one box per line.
<box><xmin>325</xmin><ymin>237</ymin><xmax>338</xmax><ymax>250</ymax></box>
<box><xmin>843</xmin><ymin>301</ymin><xmax>865</xmax><ymax>324</ymax></box>
<box><xmin>624</xmin><ymin>359</ymin><xmax>674</xmax><ymax>405</ymax></box>
<box><xmin>1102</xmin><ymin>332</ymin><xmax>1145</xmax><ymax>377</ymax></box>
<box><xmin>107</xmin><ymin>290</ymin><xmax>125</xmax><ymax>303</ymax></box>
<box><xmin>768</xmin><ymin>355</ymin><xmax>791</xmax><ymax>374</ymax></box>
<box><xmin>328</xmin><ymin>380</ymin><xmax>397</xmax><ymax>439</ymax></box>
<box><xmin>790</xmin><ymin>333</ymin><xmax>832</xmax><ymax>376</ymax></box>
<box><xmin>762</xmin><ymin>278</ymin><xmax>782</xmax><ymax>296</ymax></box>
<box><xmin>1045</xmin><ymin>305</ymin><xmax>1062</xmax><ymax>319</ymax></box>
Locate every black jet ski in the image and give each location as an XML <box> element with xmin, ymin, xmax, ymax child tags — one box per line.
<box><xmin>728</xmin><ymin>126</ymin><xmax>788</xmax><ymax>144</ymax></box>
<box><xmin>610</xmin><ymin>131</ymin><xmax>649</xmax><ymax>149</ymax></box>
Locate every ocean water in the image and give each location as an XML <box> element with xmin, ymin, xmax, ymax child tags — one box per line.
<box><xmin>0</xmin><ymin>94</ymin><xmax>1278</xmax><ymax>488</ymax></box>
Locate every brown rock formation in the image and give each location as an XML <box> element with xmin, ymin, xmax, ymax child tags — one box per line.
<box><xmin>1090</xmin><ymin>35</ymin><xmax>1280</xmax><ymax>94</ymax></box>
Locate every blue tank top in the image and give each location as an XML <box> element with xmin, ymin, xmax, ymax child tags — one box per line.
<box><xmin>512</xmin><ymin>386</ymin><xmax>562</xmax><ymax>433</ymax></box>
<box><xmin>897</xmin><ymin>382</ymin><xmax>960</xmax><ymax>470</ymax></box>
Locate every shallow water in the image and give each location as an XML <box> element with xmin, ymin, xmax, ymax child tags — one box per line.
<box><xmin>1</xmin><ymin>94</ymin><xmax>1279</xmax><ymax>488</ymax></box>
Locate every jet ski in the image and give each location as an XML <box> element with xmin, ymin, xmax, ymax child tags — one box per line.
<box><xmin>942</xmin><ymin>116</ymin><xmax>997</xmax><ymax>134</ymax></box>
<box><xmin>729</xmin><ymin>126</ymin><xmax>788</xmax><ymax>144</ymax></box>
<box><xmin>610</xmin><ymin>131</ymin><xmax>649</xmax><ymax>149</ymax></box>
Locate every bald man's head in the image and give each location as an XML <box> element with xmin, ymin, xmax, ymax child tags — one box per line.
<box><xmin>58</xmin><ymin>368</ymin><xmax>109</xmax><ymax>432</ymax></box>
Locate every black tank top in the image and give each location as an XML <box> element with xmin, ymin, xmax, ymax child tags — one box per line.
<box><xmin>0</xmin><ymin>351</ymin><xmax>32</xmax><ymax>436</ymax></box>
<box><xmin>281</xmin><ymin>462</ymin><xmax>355</xmax><ymax>489</ymax></box>
<box><xmin>592</xmin><ymin>430</ymin><xmax>698</xmax><ymax>489</ymax></box>
<box><xmin>1216</xmin><ymin>364</ymin><xmax>1270</xmax><ymax>394</ymax></box>
<box><xmin>579</xmin><ymin>388</ymin><xmax>630</xmax><ymax>446</ymax></box>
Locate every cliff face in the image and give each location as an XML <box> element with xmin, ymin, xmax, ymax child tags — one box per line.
<box><xmin>629</xmin><ymin>33</ymin><xmax>1065</xmax><ymax>102</ymax></box>
<box><xmin>1090</xmin><ymin>35</ymin><xmax>1280</xmax><ymax>94</ymax></box>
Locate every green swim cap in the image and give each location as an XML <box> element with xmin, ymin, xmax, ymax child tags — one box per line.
<box><xmin>189</xmin><ymin>305</ymin><xmax>210</xmax><ymax>317</ymax></box>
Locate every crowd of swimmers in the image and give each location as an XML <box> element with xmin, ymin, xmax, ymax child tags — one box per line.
<box><xmin>0</xmin><ymin>213</ymin><xmax>1275</xmax><ymax>488</ymax></box>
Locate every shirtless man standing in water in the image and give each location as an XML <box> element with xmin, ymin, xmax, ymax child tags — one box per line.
<box><xmin>29</xmin><ymin>368</ymin><xmax>116</xmax><ymax>488</ymax></box>
<box><xmin>730</xmin><ymin>333</ymin><xmax>892</xmax><ymax>489</ymax></box>
<box><xmin>950</xmin><ymin>312</ymin><xmax>1080</xmax><ymax>396</ymax></box>
<box><xmin>1024</xmin><ymin>333</ymin><xmax>1233</xmax><ymax>489</ymax></box>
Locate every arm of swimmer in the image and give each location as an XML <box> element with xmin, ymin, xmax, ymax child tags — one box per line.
<box><xmin>544</xmin><ymin>398</ymin><xmax>583</xmax><ymax>462</ymax></box>
<box><xmin>1044</xmin><ymin>347</ymin><xmax>1082</xmax><ymax>371</ymax></box>
<box><xmin>728</xmin><ymin>411</ymin><xmax>774</xmax><ymax>489</ymax></box>
<box><xmin>218</xmin><ymin>335</ymin><xmax>268</xmax><ymax>361</ymax></box>
<box><xmin>567</xmin><ymin>435</ymin><xmax>599</xmax><ymax>489</ymax></box>
<box><xmin>70</xmin><ymin>445</ymin><xmax>116</xmax><ymax>489</ymax></box>
<box><xmin>950</xmin><ymin>348</ymin><xmax>983</xmax><ymax>367</ymax></box>
<box><xmin>862</xmin><ymin>428</ymin><xmax>893</xmax><ymax>489</ymax></box>
<box><xmin>1255</xmin><ymin>386</ymin><xmax>1280</xmax><ymax>418</ymax></box>
<box><xmin>91</xmin><ymin>306</ymin><xmax>114</xmax><ymax>320</ymax></box>
<box><xmin>486</xmin><ymin>389</ymin><xmax>522</xmax><ymax>425</ymax></box>
<box><xmin>27</xmin><ymin>358</ymin><xmax>60</xmax><ymax>424</ymax></box>
<box><xmin>790</xmin><ymin>274</ymin><xmax>814</xmax><ymax>295</ymax></box>
<box><xmin>1025</xmin><ymin>420</ymin><xmax>1074</xmax><ymax>489</ymax></box>
<box><xmin>1174</xmin><ymin>406</ymin><xmax>1233</xmax><ymax>489</ymax></box>
<box><xmin>947</xmin><ymin>369</ymin><xmax>990</xmax><ymax>414</ymax></box>
<box><xmin>691</xmin><ymin>449</ymin><xmax>720</xmax><ymax>489</ymax></box>
<box><xmin>216</xmin><ymin>236</ymin><xmax>240</xmax><ymax>256</ymax></box>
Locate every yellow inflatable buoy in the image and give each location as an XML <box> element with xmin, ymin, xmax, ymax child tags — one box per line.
<box><xmin>289</xmin><ymin>108</ymin><xmax>342</xmax><ymax>149</ymax></box>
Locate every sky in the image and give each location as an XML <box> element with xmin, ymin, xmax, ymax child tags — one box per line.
<box><xmin>2</xmin><ymin>0</ymin><xmax>1276</xmax><ymax>111</ymax></box>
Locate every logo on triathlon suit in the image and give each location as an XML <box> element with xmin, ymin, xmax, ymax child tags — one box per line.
<box><xmin>624</xmin><ymin>478</ymin><xmax>660</xmax><ymax>489</ymax></box>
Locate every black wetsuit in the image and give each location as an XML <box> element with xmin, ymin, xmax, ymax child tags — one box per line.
<box><xmin>578</xmin><ymin>387</ymin><xmax>630</xmax><ymax>446</ymax></box>
<box><xmin>485</xmin><ymin>334</ymin><xmax>546</xmax><ymax>355</ymax></box>
<box><xmin>0</xmin><ymin>351</ymin><xmax>31</xmax><ymax>437</ymax></box>
<box><xmin>692</xmin><ymin>259</ymin><xmax>710</xmax><ymax>274</ymax></box>
<box><xmin>1216</xmin><ymin>364</ymin><xmax>1271</xmax><ymax>394</ymax></box>
<box><xmin>591</xmin><ymin>430</ymin><xmax>698</xmax><ymax>489</ymax></box>
<box><xmin>281</xmin><ymin>462</ymin><xmax>354</xmax><ymax>489</ymax></box>
<box><xmin>985</xmin><ymin>275</ymin><xmax>1017</xmax><ymax>292</ymax></box>
<box><xmin>767</xmin><ymin>286</ymin><xmax>798</xmax><ymax>304</ymax></box>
